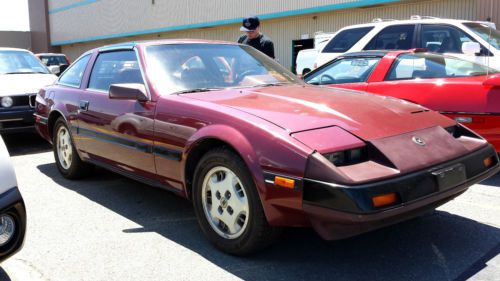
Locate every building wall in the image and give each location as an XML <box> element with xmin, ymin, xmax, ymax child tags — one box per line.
<box><xmin>58</xmin><ymin>0</ymin><xmax>479</xmax><ymax>70</ymax></box>
<box><xmin>476</xmin><ymin>0</ymin><xmax>500</xmax><ymax>24</ymax></box>
<box><xmin>29</xmin><ymin>0</ymin><xmax>60</xmax><ymax>53</ymax></box>
<box><xmin>0</xmin><ymin>31</ymin><xmax>31</xmax><ymax>50</ymax></box>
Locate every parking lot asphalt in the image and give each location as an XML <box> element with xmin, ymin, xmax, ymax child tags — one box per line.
<box><xmin>0</xmin><ymin>133</ymin><xmax>499</xmax><ymax>281</ymax></box>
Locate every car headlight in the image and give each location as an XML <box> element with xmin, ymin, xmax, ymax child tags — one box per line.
<box><xmin>324</xmin><ymin>147</ymin><xmax>366</xmax><ymax>166</ymax></box>
<box><xmin>1</xmin><ymin>97</ymin><xmax>13</xmax><ymax>108</ymax></box>
<box><xmin>0</xmin><ymin>214</ymin><xmax>15</xmax><ymax>246</ymax></box>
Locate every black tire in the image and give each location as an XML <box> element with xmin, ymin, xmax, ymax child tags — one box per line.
<box><xmin>53</xmin><ymin>117</ymin><xmax>93</xmax><ymax>179</ymax></box>
<box><xmin>192</xmin><ymin>147</ymin><xmax>281</xmax><ymax>255</ymax></box>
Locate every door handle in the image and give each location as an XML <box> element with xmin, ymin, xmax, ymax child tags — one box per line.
<box><xmin>79</xmin><ymin>100</ymin><xmax>89</xmax><ymax>111</ymax></box>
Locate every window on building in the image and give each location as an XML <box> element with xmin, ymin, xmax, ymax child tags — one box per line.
<box><xmin>58</xmin><ymin>54</ymin><xmax>90</xmax><ymax>88</ymax></box>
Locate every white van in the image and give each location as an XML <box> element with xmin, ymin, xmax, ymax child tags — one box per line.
<box><xmin>314</xmin><ymin>16</ymin><xmax>500</xmax><ymax>69</ymax></box>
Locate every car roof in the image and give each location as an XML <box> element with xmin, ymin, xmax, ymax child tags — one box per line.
<box><xmin>342</xmin><ymin>50</ymin><xmax>390</xmax><ymax>57</ymax></box>
<box><xmin>93</xmin><ymin>39</ymin><xmax>239</xmax><ymax>53</ymax></box>
<box><xmin>36</xmin><ymin>53</ymin><xmax>67</xmax><ymax>56</ymax></box>
<box><xmin>337</xmin><ymin>17</ymin><xmax>476</xmax><ymax>30</ymax></box>
<box><xmin>0</xmin><ymin>47</ymin><xmax>31</xmax><ymax>52</ymax></box>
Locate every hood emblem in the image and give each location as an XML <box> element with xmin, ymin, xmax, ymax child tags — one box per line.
<box><xmin>412</xmin><ymin>136</ymin><xmax>426</xmax><ymax>146</ymax></box>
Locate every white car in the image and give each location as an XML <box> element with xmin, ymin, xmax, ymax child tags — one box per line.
<box><xmin>0</xmin><ymin>136</ymin><xmax>26</xmax><ymax>262</ymax></box>
<box><xmin>314</xmin><ymin>16</ymin><xmax>500</xmax><ymax>69</ymax></box>
<box><xmin>0</xmin><ymin>48</ymin><xmax>58</xmax><ymax>134</ymax></box>
<box><xmin>295</xmin><ymin>32</ymin><xmax>336</xmax><ymax>76</ymax></box>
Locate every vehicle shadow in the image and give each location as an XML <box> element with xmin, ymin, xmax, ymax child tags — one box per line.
<box><xmin>479</xmin><ymin>171</ymin><xmax>500</xmax><ymax>187</ymax></box>
<box><xmin>2</xmin><ymin>133</ymin><xmax>51</xmax><ymax>157</ymax></box>
<box><xmin>37</xmin><ymin>163</ymin><xmax>500</xmax><ymax>281</ymax></box>
<box><xmin>0</xmin><ymin>267</ymin><xmax>12</xmax><ymax>281</ymax></box>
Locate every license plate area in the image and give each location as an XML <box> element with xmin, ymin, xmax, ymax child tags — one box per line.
<box><xmin>432</xmin><ymin>163</ymin><xmax>466</xmax><ymax>191</ymax></box>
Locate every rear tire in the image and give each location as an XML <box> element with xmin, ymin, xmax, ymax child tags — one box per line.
<box><xmin>53</xmin><ymin>117</ymin><xmax>93</xmax><ymax>179</ymax></box>
<box><xmin>192</xmin><ymin>147</ymin><xmax>281</xmax><ymax>255</ymax></box>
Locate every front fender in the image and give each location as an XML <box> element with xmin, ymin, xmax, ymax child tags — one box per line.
<box><xmin>184</xmin><ymin>123</ymin><xmax>311</xmax><ymax>226</ymax></box>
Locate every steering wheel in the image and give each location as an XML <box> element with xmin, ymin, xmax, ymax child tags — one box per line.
<box><xmin>236</xmin><ymin>69</ymin><xmax>260</xmax><ymax>83</ymax></box>
<box><xmin>319</xmin><ymin>74</ymin><xmax>335</xmax><ymax>85</ymax></box>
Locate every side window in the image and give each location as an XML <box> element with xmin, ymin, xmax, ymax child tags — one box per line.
<box><xmin>88</xmin><ymin>51</ymin><xmax>144</xmax><ymax>92</ymax></box>
<box><xmin>58</xmin><ymin>54</ymin><xmax>90</xmax><ymax>87</ymax></box>
<box><xmin>322</xmin><ymin>27</ymin><xmax>374</xmax><ymax>53</ymax></box>
<box><xmin>421</xmin><ymin>24</ymin><xmax>474</xmax><ymax>54</ymax></box>
<box><xmin>364</xmin><ymin>25</ymin><xmax>415</xmax><ymax>50</ymax></box>
<box><xmin>304</xmin><ymin>57</ymin><xmax>381</xmax><ymax>85</ymax></box>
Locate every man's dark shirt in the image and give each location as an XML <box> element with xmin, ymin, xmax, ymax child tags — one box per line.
<box><xmin>238</xmin><ymin>34</ymin><xmax>275</xmax><ymax>59</ymax></box>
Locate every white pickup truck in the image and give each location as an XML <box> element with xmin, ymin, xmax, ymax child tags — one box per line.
<box><xmin>295</xmin><ymin>32</ymin><xmax>336</xmax><ymax>77</ymax></box>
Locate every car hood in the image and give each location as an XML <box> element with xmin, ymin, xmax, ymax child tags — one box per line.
<box><xmin>0</xmin><ymin>73</ymin><xmax>57</xmax><ymax>96</ymax></box>
<box><xmin>184</xmin><ymin>85</ymin><xmax>455</xmax><ymax>140</ymax></box>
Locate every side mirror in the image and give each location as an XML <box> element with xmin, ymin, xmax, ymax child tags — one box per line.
<box><xmin>109</xmin><ymin>83</ymin><xmax>148</xmax><ymax>101</ymax></box>
<box><xmin>483</xmin><ymin>74</ymin><xmax>500</xmax><ymax>87</ymax></box>
<box><xmin>47</xmin><ymin>65</ymin><xmax>60</xmax><ymax>75</ymax></box>
<box><xmin>462</xmin><ymin>42</ymin><xmax>481</xmax><ymax>56</ymax></box>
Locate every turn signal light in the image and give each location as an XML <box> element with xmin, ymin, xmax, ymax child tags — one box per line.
<box><xmin>372</xmin><ymin>193</ymin><xmax>397</xmax><ymax>208</ymax></box>
<box><xmin>484</xmin><ymin>156</ymin><xmax>494</xmax><ymax>168</ymax></box>
<box><xmin>274</xmin><ymin>176</ymin><xmax>295</xmax><ymax>189</ymax></box>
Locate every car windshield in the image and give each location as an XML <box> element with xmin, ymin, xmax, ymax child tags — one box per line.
<box><xmin>463</xmin><ymin>22</ymin><xmax>500</xmax><ymax>50</ymax></box>
<box><xmin>40</xmin><ymin>55</ymin><xmax>67</xmax><ymax>66</ymax></box>
<box><xmin>144</xmin><ymin>44</ymin><xmax>300</xmax><ymax>94</ymax></box>
<box><xmin>386</xmin><ymin>53</ymin><xmax>499</xmax><ymax>80</ymax></box>
<box><xmin>304</xmin><ymin>57</ymin><xmax>381</xmax><ymax>85</ymax></box>
<box><xmin>0</xmin><ymin>50</ymin><xmax>49</xmax><ymax>74</ymax></box>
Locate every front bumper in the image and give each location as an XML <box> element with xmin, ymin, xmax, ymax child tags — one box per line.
<box><xmin>0</xmin><ymin>107</ymin><xmax>36</xmax><ymax>134</ymax></box>
<box><xmin>302</xmin><ymin>144</ymin><xmax>499</xmax><ymax>240</ymax></box>
<box><xmin>0</xmin><ymin>187</ymin><xmax>26</xmax><ymax>262</ymax></box>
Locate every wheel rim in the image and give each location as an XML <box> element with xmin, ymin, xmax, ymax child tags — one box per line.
<box><xmin>56</xmin><ymin>126</ymin><xmax>73</xmax><ymax>170</ymax></box>
<box><xmin>201</xmin><ymin>166</ymin><xmax>249</xmax><ymax>240</ymax></box>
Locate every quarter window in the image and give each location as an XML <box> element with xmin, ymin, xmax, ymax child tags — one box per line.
<box><xmin>58</xmin><ymin>54</ymin><xmax>91</xmax><ymax>88</ymax></box>
<box><xmin>88</xmin><ymin>51</ymin><xmax>144</xmax><ymax>92</ymax></box>
<box><xmin>364</xmin><ymin>25</ymin><xmax>415</xmax><ymax>50</ymax></box>
<box><xmin>385</xmin><ymin>53</ymin><xmax>498</xmax><ymax>81</ymax></box>
<box><xmin>322</xmin><ymin>27</ymin><xmax>374</xmax><ymax>53</ymax></box>
<box><xmin>421</xmin><ymin>24</ymin><xmax>475</xmax><ymax>54</ymax></box>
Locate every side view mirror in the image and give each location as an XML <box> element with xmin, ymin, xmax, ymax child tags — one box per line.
<box><xmin>462</xmin><ymin>42</ymin><xmax>481</xmax><ymax>56</ymax></box>
<box><xmin>483</xmin><ymin>74</ymin><xmax>500</xmax><ymax>87</ymax></box>
<box><xmin>109</xmin><ymin>83</ymin><xmax>148</xmax><ymax>101</ymax></box>
<box><xmin>47</xmin><ymin>65</ymin><xmax>60</xmax><ymax>75</ymax></box>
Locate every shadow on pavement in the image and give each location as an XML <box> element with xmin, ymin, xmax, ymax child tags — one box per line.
<box><xmin>37</xmin><ymin>163</ymin><xmax>500</xmax><ymax>281</ymax></box>
<box><xmin>0</xmin><ymin>267</ymin><xmax>12</xmax><ymax>281</ymax></box>
<box><xmin>479</xmin><ymin>170</ymin><xmax>500</xmax><ymax>187</ymax></box>
<box><xmin>2</xmin><ymin>133</ymin><xmax>51</xmax><ymax>157</ymax></box>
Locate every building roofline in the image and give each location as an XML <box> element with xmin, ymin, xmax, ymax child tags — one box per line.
<box><xmin>51</xmin><ymin>0</ymin><xmax>401</xmax><ymax>46</ymax></box>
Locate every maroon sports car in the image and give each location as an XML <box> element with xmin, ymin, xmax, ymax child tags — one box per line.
<box><xmin>35</xmin><ymin>40</ymin><xmax>499</xmax><ymax>255</ymax></box>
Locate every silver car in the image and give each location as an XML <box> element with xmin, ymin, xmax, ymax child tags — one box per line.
<box><xmin>0</xmin><ymin>136</ymin><xmax>26</xmax><ymax>262</ymax></box>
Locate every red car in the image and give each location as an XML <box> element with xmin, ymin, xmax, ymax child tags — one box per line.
<box><xmin>34</xmin><ymin>40</ymin><xmax>499</xmax><ymax>255</ymax></box>
<box><xmin>304</xmin><ymin>49</ymin><xmax>500</xmax><ymax>152</ymax></box>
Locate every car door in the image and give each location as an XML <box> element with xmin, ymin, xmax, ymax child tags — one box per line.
<box><xmin>365</xmin><ymin>52</ymin><xmax>487</xmax><ymax>111</ymax></box>
<box><xmin>77</xmin><ymin>49</ymin><xmax>157</xmax><ymax>176</ymax></box>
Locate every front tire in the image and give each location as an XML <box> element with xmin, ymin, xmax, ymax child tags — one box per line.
<box><xmin>53</xmin><ymin>118</ymin><xmax>93</xmax><ymax>179</ymax></box>
<box><xmin>192</xmin><ymin>147</ymin><xmax>281</xmax><ymax>255</ymax></box>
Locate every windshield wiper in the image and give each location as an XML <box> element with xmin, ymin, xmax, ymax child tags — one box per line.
<box><xmin>174</xmin><ymin>87</ymin><xmax>223</xmax><ymax>94</ymax></box>
<box><xmin>2</xmin><ymin>71</ymin><xmax>48</xmax><ymax>74</ymax></box>
<box><xmin>251</xmin><ymin>82</ymin><xmax>291</xmax><ymax>88</ymax></box>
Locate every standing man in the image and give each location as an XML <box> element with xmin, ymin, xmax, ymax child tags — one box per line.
<box><xmin>238</xmin><ymin>16</ymin><xmax>275</xmax><ymax>59</ymax></box>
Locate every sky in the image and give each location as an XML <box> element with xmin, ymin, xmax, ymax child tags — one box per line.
<box><xmin>0</xmin><ymin>0</ymin><xmax>30</xmax><ymax>31</ymax></box>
